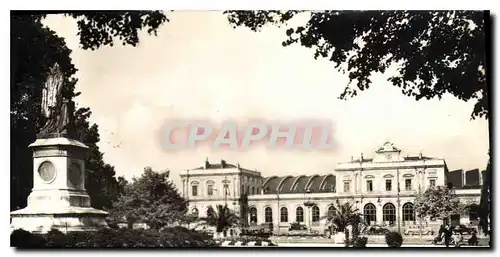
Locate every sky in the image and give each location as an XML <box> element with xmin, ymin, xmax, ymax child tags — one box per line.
<box><xmin>42</xmin><ymin>11</ymin><xmax>490</xmax><ymax>189</ymax></box>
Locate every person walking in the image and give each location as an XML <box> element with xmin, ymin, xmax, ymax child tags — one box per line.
<box><xmin>444</xmin><ymin>225</ymin><xmax>452</xmax><ymax>247</ymax></box>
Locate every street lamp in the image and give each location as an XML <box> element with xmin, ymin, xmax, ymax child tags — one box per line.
<box><xmin>417</xmin><ymin>184</ymin><xmax>423</xmax><ymax>240</ymax></box>
<box><xmin>303</xmin><ymin>189</ymin><xmax>314</xmax><ymax>232</ymax></box>
<box><xmin>277</xmin><ymin>189</ymin><xmax>281</xmax><ymax>234</ymax></box>
<box><xmin>397</xmin><ymin>168</ymin><xmax>401</xmax><ymax>234</ymax></box>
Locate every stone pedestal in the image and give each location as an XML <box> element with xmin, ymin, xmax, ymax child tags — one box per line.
<box><xmin>10</xmin><ymin>138</ymin><xmax>108</xmax><ymax>233</ymax></box>
<box><xmin>334</xmin><ymin>232</ymin><xmax>345</xmax><ymax>244</ymax></box>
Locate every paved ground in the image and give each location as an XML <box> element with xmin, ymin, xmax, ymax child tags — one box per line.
<box><xmin>271</xmin><ymin>235</ymin><xmax>489</xmax><ymax>246</ymax></box>
<box><xmin>277</xmin><ymin>243</ymin><xmax>490</xmax><ymax>248</ymax></box>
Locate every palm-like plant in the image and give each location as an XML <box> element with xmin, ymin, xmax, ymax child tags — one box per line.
<box><xmin>202</xmin><ymin>204</ymin><xmax>240</xmax><ymax>236</ymax></box>
<box><xmin>323</xmin><ymin>201</ymin><xmax>366</xmax><ymax>240</ymax></box>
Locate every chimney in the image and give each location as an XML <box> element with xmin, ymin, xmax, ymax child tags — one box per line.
<box><xmin>221</xmin><ymin>159</ymin><xmax>226</xmax><ymax>168</ymax></box>
<box><xmin>419</xmin><ymin>151</ymin><xmax>423</xmax><ymax>159</ymax></box>
<box><xmin>360</xmin><ymin>153</ymin><xmax>364</xmax><ymax>161</ymax></box>
<box><xmin>204</xmin><ymin>157</ymin><xmax>209</xmax><ymax>169</ymax></box>
<box><xmin>237</xmin><ymin>162</ymin><xmax>240</xmax><ymax>169</ymax></box>
<box><xmin>351</xmin><ymin>156</ymin><xmax>354</xmax><ymax>162</ymax></box>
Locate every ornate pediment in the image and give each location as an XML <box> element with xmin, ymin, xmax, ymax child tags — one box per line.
<box><xmin>376</xmin><ymin>141</ymin><xmax>401</xmax><ymax>153</ymax></box>
<box><xmin>373</xmin><ymin>141</ymin><xmax>404</xmax><ymax>163</ymax></box>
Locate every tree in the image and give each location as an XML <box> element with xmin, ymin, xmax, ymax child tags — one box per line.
<box><xmin>414</xmin><ymin>186</ymin><xmax>462</xmax><ymax>222</ymax></box>
<box><xmin>225</xmin><ymin>11</ymin><xmax>488</xmax><ymax>119</ymax></box>
<box><xmin>109</xmin><ymin>167</ymin><xmax>187</xmax><ymax>230</ymax></box>
<box><xmin>11</xmin><ymin>14</ymin><xmax>77</xmax><ymax>210</ymax></box>
<box><xmin>479</xmin><ymin>159</ymin><xmax>490</xmax><ymax>235</ymax></box>
<box><xmin>11</xmin><ymin>11</ymin><xmax>169</xmax><ymax>211</ymax></box>
<box><xmin>202</xmin><ymin>205</ymin><xmax>240</xmax><ymax>236</ymax></box>
<box><xmin>324</xmin><ymin>201</ymin><xmax>364</xmax><ymax>240</ymax></box>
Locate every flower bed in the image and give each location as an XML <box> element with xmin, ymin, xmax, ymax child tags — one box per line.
<box><xmin>275</xmin><ymin>231</ymin><xmax>323</xmax><ymax>238</ymax></box>
<box><xmin>217</xmin><ymin>237</ymin><xmax>277</xmax><ymax>247</ymax></box>
<box><xmin>11</xmin><ymin>227</ymin><xmax>218</xmax><ymax>248</ymax></box>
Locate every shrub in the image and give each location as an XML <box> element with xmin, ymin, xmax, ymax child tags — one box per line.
<box><xmin>10</xmin><ymin>227</ymin><xmax>218</xmax><ymax>248</ymax></box>
<box><xmin>45</xmin><ymin>229</ymin><xmax>71</xmax><ymax>247</ymax></box>
<box><xmin>240</xmin><ymin>228</ymin><xmax>272</xmax><ymax>238</ymax></box>
<box><xmin>353</xmin><ymin>237</ymin><xmax>368</xmax><ymax>247</ymax></box>
<box><xmin>385</xmin><ymin>231</ymin><xmax>403</xmax><ymax>247</ymax></box>
<box><xmin>11</xmin><ymin>229</ymin><xmax>46</xmax><ymax>248</ymax></box>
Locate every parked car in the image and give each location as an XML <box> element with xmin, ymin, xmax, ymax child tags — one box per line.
<box><xmin>454</xmin><ymin>224</ymin><xmax>477</xmax><ymax>235</ymax></box>
<box><xmin>364</xmin><ymin>225</ymin><xmax>391</xmax><ymax>235</ymax></box>
<box><xmin>404</xmin><ymin>225</ymin><xmax>435</xmax><ymax>236</ymax></box>
<box><xmin>289</xmin><ymin>222</ymin><xmax>308</xmax><ymax>231</ymax></box>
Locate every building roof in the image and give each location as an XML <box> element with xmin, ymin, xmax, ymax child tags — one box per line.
<box><xmin>262</xmin><ymin>175</ymin><xmax>336</xmax><ymax>194</ymax></box>
<box><xmin>445</xmin><ymin>169</ymin><xmax>484</xmax><ymax>189</ymax></box>
<box><xmin>348</xmin><ymin>156</ymin><xmax>436</xmax><ymax>164</ymax></box>
<box><xmin>192</xmin><ymin>159</ymin><xmax>238</xmax><ymax>170</ymax></box>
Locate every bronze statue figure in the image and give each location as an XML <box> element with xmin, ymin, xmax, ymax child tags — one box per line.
<box><xmin>38</xmin><ymin>63</ymin><xmax>76</xmax><ymax>139</ymax></box>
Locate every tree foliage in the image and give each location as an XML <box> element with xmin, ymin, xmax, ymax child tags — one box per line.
<box><xmin>109</xmin><ymin>167</ymin><xmax>188</xmax><ymax>230</ymax></box>
<box><xmin>64</xmin><ymin>11</ymin><xmax>168</xmax><ymax>50</ymax></box>
<box><xmin>10</xmin><ymin>11</ymin><xmax>169</xmax><ymax>211</ymax></box>
<box><xmin>225</xmin><ymin>10</ymin><xmax>489</xmax><ymax>119</ymax></box>
<box><xmin>414</xmin><ymin>186</ymin><xmax>462</xmax><ymax>221</ymax></box>
<box><xmin>202</xmin><ymin>205</ymin><xmax>240</xmax><ymax>233</ymax></box>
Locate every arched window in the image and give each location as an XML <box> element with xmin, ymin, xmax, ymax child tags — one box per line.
<box><xmin>265</xmin><ymin>207</ymin><xmax>273</xmax><ymax>223</ymax></box>
<box><xmin>206</xmin><ymin>181</ymin><xmax>215</xmax><ymax>196</ymax></box>
<box><xmin>280</xmin><ymin>207</ymin><xmax>288</xmax><ymax>222</ymax></box>
<box><xmin>191</xmin><ymin>181</ymin><xmax>199</xmax><ymax>196</ymax></box>
<box><xmin>402</xmin><ymin>203</ymin><xmax>415</xmax><ymax>225</ymax></box>
<box><xmin>312</xmin><ymin>205</ymin><xmax>320</xmax><ymax>223</ymax></box>
<box><xmin>191</xmin><ymin>208</ymin><xmax>199</xmax><ymax>218</ymax></box>
<box><xmin>251</xmin><ymin>187</ymin><xmax>255</xmax><ymax>195</ymax></box>
<box><xmin>296</xmin><ymin>207</ymin><xmax>304</xmax><ymax>223</ymax></box>
<box><xmin>364</xmin><ymin>204</ymin><xmax>377</xmax><ymax>225</ymax></box>
<box><xmin>383</xmin><ymin>203</ymin><xmax>396</xmax><ymax>226</ymax></box>
<box><xmin>327</xmin><ymin>205</ymin><xmax>335</xmax><ymax>216</ymax></box>
<box><xmin>249</xmin><ymin>207</ymin><xmax>257</xmax><ymax>223</ymax></box>
<box><xmin>469</xmin><ymin>204</ymin><xmax>479</xmax><ymax>222</ymax></box>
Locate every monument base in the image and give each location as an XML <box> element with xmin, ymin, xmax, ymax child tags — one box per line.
<box><xmin>10</xmin><ymin>137</ymin><xmax>109</xmax><ymax>234</ymax></box>
<box><xmin>10</xmin><ymin>206</ymin><xmax>108</xmax><ymax>234</ymax></box>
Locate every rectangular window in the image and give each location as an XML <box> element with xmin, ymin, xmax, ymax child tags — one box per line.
<box><xmin>429</xmin><ymin>179</ymin><xmax>436</xmax><ymax>188</ymax></box>
<box><xmin>207</xmin><ymin>184</ymin><xmax>214</xmax><ymax>196</ymax></box>
<box><xmin>192</xmin><ymin>185</ymin><xmax>198</xmax><ymax>196</ymax></box>
<box><xmin>366</xmin><ymin>180</ymin><xmax>373</xmax><ymax>192</ymax></box>
<box><xmin>405</xmin><ymin>179</ymin><xmax>412</xmax><ymax>191</ymax></box>
<box><xmin>385</xmin><ymin>180</ymin><xmax>392</xmax><ymax>191</ymax></box>
<box><xmin>344</xmin><ymin>182</ymin><xmax>350</xmax><ymax>192</ymax></box>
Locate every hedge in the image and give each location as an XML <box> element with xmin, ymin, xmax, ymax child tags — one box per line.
<box><xmin>11</xmin><ymin>227</ymin><xmax>218</xmax><ymax>248</ymax></box>
<box><xmin>240</xmin><ymin>229</ymin><xmax>272</xmax><ymax>238</ymax></box>
<box><xmin>385</xmin><ymin>231</ymin><xmax>403</xmax><ymax>247</ymax></box>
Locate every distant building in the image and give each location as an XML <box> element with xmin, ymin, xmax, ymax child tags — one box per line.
<box><xmin>179</xmin><ymin>142</ymin><xmax>482</xmax><ymax>234</ymax></box>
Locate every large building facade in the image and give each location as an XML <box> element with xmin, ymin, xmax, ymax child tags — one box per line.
<box><xmin>179</xmin><ymin>142</ymin><xmax>483</xmax><ymax>234</ymax></box>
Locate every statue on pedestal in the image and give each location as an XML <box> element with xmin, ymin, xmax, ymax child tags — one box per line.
<box><xmin>38</xmin><ymin>63</ymin><xmax>75</xmax><ymax>139</ymax></box>
<box><xmin>10</xmin><ymin>62</ymin><xmax>108</xmax><ymax>233</ymax></box>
